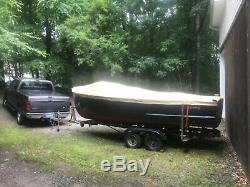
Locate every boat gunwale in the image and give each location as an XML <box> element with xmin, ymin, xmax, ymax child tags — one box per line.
<box><xmin>73</xmin><ymin>93</ymin><xmax>220</xmax><ymax>106</ymax></box>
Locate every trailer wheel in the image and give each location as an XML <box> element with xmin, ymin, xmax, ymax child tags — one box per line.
<box><xmin>125</xmin><ymin>132</ymin><xmax>142</xmax><ymax>149</ymax></box>
<box><xmin>144</xmin><ymin>134</ymin><xmax>163</xmax><ymax>151</ymax></box>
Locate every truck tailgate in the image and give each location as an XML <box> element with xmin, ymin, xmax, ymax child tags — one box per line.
<box><xmin>29</xmin><ymin>96</ymin><xmax>70</xmax><ymax>113</ymax></box>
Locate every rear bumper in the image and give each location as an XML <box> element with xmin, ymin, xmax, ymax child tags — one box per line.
<box><xmin>25</xmin><ymin>112</ymin><xmax>70</xmax><ymax>119</ymax></box>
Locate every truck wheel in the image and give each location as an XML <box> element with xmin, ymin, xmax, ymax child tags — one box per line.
<box><xmin>17</xmin><ymin>112</ymin><xmax>26</xmax><ymax>125</ymax></box>
<box><xmin>125</xmin><ymin>132</ymin><xmax>142</xmax><ymax>149</ymax></box>
<box><xmin>144</xmin><ymin>134</ymin><xmax>163</xmax><ymax>151</ymax></box>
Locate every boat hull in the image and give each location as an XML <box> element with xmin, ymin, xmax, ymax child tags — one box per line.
<box><xmin>74</xmin><ymin>95</ymin><xmax>223</xmax><ymax>130</ymax></box>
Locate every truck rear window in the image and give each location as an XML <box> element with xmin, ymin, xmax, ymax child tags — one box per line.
<box><xmin>20</xmin><ymin>81</ymin><xmax>53</xmax><ymax>91</ymax></box>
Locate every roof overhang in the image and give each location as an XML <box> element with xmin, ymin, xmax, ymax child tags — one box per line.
<box><xmin>209</xmin><ymin>0</ymin><xmax>225</xmax><ymax>30</ymax></box>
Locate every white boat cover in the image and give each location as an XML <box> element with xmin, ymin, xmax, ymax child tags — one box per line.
<box><xmin>72</xmin><ymin>81</ymin><xmax>221</xmax><ymax>106</ymax></box>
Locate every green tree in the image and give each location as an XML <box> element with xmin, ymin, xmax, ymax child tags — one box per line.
<box><xmin>0</xmin><ymin>0</ymin><xmax>219</xmax><ymax>93</ymax></box>
<box><xmin>0</xmin><ymin>0</ymin><xmax>44</xmax><ymax>78</ymax></box>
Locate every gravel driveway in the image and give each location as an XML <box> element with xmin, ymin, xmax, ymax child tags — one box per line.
<box><xmin>0</xmin><ymin>150</ymin><xmax>103</xmax><ymax>187</ymax></box>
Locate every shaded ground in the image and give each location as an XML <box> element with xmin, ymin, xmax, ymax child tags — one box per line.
<box><xmin>0</xmin><ymin>93</ymin><xmax>248</xmax><ymax>187</ymax></box>
<box><xmin>0</xmin><ymin>150</ymin><xmax>98</xmax><ymax>187</ymax></box>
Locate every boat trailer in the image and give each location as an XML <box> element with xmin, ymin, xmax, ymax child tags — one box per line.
<box><xmin>76</xmin><ymin>104</ymin><xmax>221</xmax><ymax>151</ymax></box>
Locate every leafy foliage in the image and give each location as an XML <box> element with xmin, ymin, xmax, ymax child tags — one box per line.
<box><xmin>0</xmin><ymin>0</ymin><xmax>45</xmax><ymax>76</ymax></box>
<box><xmin>0</xmin><ymin>0</ymin><xmax>219</xmax><ymax>93</ymax></box>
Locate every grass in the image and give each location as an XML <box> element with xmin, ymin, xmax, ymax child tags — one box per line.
<box><xmin>0</xmin><ymin>125</ymin><xmax>238</xmax><ymax>187</ymax></box>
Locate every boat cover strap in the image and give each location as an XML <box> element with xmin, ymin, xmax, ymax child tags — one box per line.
<box><xmin>185</xmin><ymin>105</ymin><xmax>190</xmax><ymax>128</ymax></box>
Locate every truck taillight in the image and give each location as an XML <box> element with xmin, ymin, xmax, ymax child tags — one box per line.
<box><xmin>25</xmin><ymin>100</ymin><xmax>32</xmax><ymax>110</ymax></box>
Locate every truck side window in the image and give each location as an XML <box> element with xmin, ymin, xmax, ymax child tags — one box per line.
<box><xmin>10</xmin><ymin>80</ymin><xmax>20</xmax><ymax>90</ymax></box>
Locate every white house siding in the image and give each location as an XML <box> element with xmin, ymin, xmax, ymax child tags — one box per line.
<box><xmin>210</xmin><ymin>0</ymin><xmax>244</xmax><ymax>119</ymax></box>
<box><xmin>219</xmin><ymin>54</ymin><xmax>225</xmax><ymax>118</ymax></box>
<box><xmin>220</xmin><ymin>0</ymin><xmax>244</xmax><ymax>119</ymax></box>
<box><xmin>211</xmin><ymin>0</ymin><xmax>250</xmax><ymax>180</ymax></box>
<box><xmin>219</xmin><ymin>0</ymin><xmax>244</xmax><ymax>46</ymax></box>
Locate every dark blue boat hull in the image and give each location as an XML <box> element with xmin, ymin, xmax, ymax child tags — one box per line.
<box><xmin>75</xmin><ymin>95</ymin><xmax>223</xmax><ymax>129</ymax></box>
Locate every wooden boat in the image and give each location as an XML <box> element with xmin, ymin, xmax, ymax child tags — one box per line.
<box><xmin>72</xmin><ymin>81</ymin><xmax>223</xmax><ymax>130</ymax></box>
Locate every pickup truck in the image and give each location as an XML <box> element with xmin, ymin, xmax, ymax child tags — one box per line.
<box><xmin>2</xmin><ymin>78</ymin><xmax>70</xmax><ymax>124</ymax></box>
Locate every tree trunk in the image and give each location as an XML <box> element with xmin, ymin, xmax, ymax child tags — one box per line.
<box><xmin>35</xmin><ymin>70</ymin><xmax>39</xmax><ymax>78</ymax></box>
<box><xmin>45</xmin><ymin>15</ymin><xmax>52</xmax><ymax>54</ymax></box>
<box><xmin>17</xmin><ymin>61</ymin><xmax>22</xmax><ymax>77</ymax></box>
<box><xmin>13</xmin><ymin>62</ymin><xmax>18</xmax><ymax>78</ymax></box>
<box><xmin>7</xmin><ymin>61</ymin><xmax>12</xmax><ymax>78</ymax></box>
<box><xmin>0</xmin><ymin>60</ymin><xmax>4</xmax><ymax>78</ymax></box>
<box><xmin>195</xmin><ymin>13</ymin><xmax>200</xmax><ymax>93</ymax></box>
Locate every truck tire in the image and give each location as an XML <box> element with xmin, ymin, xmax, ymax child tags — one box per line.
<box><xmin>125</xmin><ymin>132</ymin><xmax>142</xmax><ymax>149</ymax></box>
<box><xmin>144</xmin><ymin>134</ymin><xmax>163</xmax><ymax>151</ymax></box>
<box><xmin>17</xmin><ymin>111</ymin><xmax>26</xmax><ymax>125</ymax></box>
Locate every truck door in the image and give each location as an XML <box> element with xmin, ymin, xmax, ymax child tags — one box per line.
<box><xmin>8</xmin><ymin>80</ymin><xmax>20</xmax><ymax>109</ymax></box>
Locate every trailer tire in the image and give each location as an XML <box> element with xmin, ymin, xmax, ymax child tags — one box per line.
<box><xmin>144</xmin><ymin>134</ymin><xmax>163</xmax><ymax>151</ymax></box>
<box><xmin>125</xmin><ymin>132</ymin><xmax>142</xmax><ymax>149</ymax></box>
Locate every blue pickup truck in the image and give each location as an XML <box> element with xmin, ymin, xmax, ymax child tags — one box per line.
<box><xmin>2</xmin><ymin>78</ymin><xmax>70</xmax><ymax>125</ymax></box>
